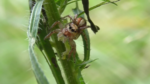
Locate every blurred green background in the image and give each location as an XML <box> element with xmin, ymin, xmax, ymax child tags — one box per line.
<box><xmin>0</xmin><ymin>0</ymin><xmax>150</xmax><ymax>84</ymax></box>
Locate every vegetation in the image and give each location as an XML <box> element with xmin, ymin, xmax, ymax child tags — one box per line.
<box><xmin>0</xmin><ymin>0</ymin><xmax>150</xmax><ymax>84</ymax></box>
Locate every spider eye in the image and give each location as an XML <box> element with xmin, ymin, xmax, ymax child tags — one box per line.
<box><xmin>71</xmin><ymin>29</ymin><xmax>75</xmax><ymax>32</ymax></box>
<box><xmin>69</xmin><ymin>26</ymin><xmax>72</xmax><ymax>29</ymax></box>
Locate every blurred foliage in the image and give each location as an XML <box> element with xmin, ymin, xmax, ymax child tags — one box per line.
<box><xmin>0</xmin><ymin>0</ymin><xmax>150</xmax><ymax>84</ymax></box>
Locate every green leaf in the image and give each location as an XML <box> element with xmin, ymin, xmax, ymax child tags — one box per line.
<box><xmin>79</xmin><ymin>59</ymin><xmax>98</xmax><ymax>66</ymax></box>
<box><xmin>28</xmin><ymin>0</ymin><xmax>43</xmax><ymax>39</ymax></box>
<box><xmin>29</xmin><ymin>0</ymin><xmax>35</xmax><ymax>13</ymax></box>
<box><xmin>29</xmin><ymin>46</ymin><xmax>49</xmax><ymax>84</ymax></box>
<box><xmin>28</xmin><ymin>0</ymin><xmax>49</xmax><ymax>84</ymax></box>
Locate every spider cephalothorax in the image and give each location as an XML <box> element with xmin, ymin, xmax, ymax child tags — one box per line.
<box><xmin>44</xmin><ymin>15</ymin><xmax>90</xmax><ymax>59</ymax></box>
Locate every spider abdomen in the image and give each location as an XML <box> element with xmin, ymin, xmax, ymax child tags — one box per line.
<box><xmin>76</xmin><ymin>18</ymin><xmax>86</xmax><ymax>27</ymax></box>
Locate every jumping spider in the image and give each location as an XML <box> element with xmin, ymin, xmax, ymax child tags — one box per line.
<box><xmin>44</xmin><ymin>15</ymin><xmax>90</xmax><ymax>59</ymax></box>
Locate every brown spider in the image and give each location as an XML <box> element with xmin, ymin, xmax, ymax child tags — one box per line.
<box><xmin>44</xmin><ymin>15</ymin><xmax>90</xmax><ymax>59</ymax></box>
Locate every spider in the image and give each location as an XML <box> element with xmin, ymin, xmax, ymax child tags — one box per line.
<box><xmin>44</xmin><ymin>15</ymin><xmax>90</xmax><ymax>59</ymax></box>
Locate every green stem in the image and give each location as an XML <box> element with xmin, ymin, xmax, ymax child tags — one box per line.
<box><xmin>78</xmin><ymin>2</ymin><xmax>106</xmax><ymax>16</ymax></box>
<box><xmin>43</xmin><ymin>0</ymin><xmax>85</xmax><ymax>84</ymax></box>
<box><xmin>38</xmin><ymin>22</ymin><xmax>65</xmax><ymax>84</ymax></box>
<box><xmin>78</xmin><ymin>0</ymin><xmax>119</xmax><ymax>16</ymax></box>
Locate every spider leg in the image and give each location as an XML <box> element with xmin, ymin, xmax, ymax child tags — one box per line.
<box><xmin>49</xmin><ymin>15</ymin><xmax>74</xmax><ymax>30</ymax></box>
<box><xmin>61</xmin><ymin>37</ymin><xmax>71</xmax><ymax>60</ymax></box>
<box><xmin>80</xmin><ymin>26</ymin><xmax>91</xmax><ymax>30</ymax></box>
<box><xmin>49</xmin><ymin>21</ymin><xmax>61</xmax><ymax>30</ymax></box>
<box><xmin>74</xmin><ymin>14</ymin><xmax>78</xmax><ymax>19</ymax></box>
<box><xmin>73</xmin><ymin>14</ymin><xmax>78</xmax><ymax>23</ymax></box>
<box><xmin>61</xmin><ymin>15</ymin><xmax>74</xmax><ymax>22</ymax></box>
<box><xmin>44</xmin><ymin>29</ymin><xmax>61</xmax><ymax>40</ymax></box>
<box><xmin>68</xmin><ymin>39</ymin><xmax>76</xmax><ymax>60</ymax></box>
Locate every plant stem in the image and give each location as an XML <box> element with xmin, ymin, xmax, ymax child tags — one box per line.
<box><xmin>43</xmin><ymin>0</ymin><xmax>85</xmax><ymax>84</ymax></box>
<box><xmin>38</xmin><ymin>21</ymin><xmax>65</xmax><ymax>84</ymax></box>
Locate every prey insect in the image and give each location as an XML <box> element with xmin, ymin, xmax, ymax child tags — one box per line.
<box><xmin>44</xmin><ymin>15</ymin><xmax>90</xmax><ymax>60</ymax></box>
